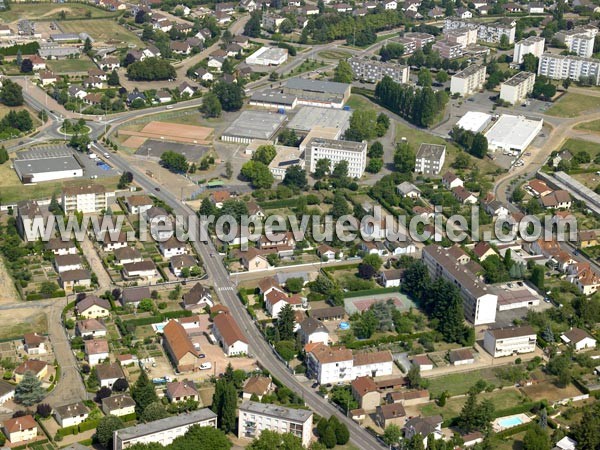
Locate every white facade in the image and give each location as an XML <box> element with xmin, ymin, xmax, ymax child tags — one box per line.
<box><xmin>246</xmin><ymin>47</ymin><xmax>288</xmax><ymax>66</ymax></box>
<box><xmin>62</xmin><ymin>185</ymin><xmax>108</xmax><ymax>214</ymax></box>
<box><xmin>485</xmin><ymin>114</ymin><xmax>543</xmax><ymax>152</ymax></box>
<box><xmin>349</xmin><ymin>57</ymin><xmax>409</xmax><ymax>84</ymax></box>
<box><xmin>500</xmin><ymin>72</ymin><xmax>536</xmax><ymax>105</ymax></box>
<box><xmin>513</xmin><ymin>36</ymin><xmax>545</xmax><ymax>64</ymax></box>
<box><xmin>450</xmin><ymin>65</ymin><xmax>486</xmax><ymax>96</ymax></box>
<box><xmin>307</xmin><ymin>138</ymin><xmax>367</xmax><ymax>179</ymax></box>
<box><xmin>538</xmin><ymin>53</ymin><xmax>600</xmax><ymax>84</ymax></box>
<box><xmin>483</xmin><ymin>327</ymin><xmax>537</xmax><ymax>357</ymax></box>
<box><xmin>307</xmin><ymin>346</ymin><xmax>393</xmax><ymax>384</ymax></box>
<box><xmin>414</xmin><ymin>144</ymin><xmax>446</xmax><ymax>175</ymax></box>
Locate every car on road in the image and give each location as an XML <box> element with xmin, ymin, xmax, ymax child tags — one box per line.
<box><xmin>311</xmin><ymin>382</ymin><xmax>319</xmax><ymax>388</ymax></box>
<box><xmin>155</xmin><ymin>187</ymin><xmax>161</xmax><ymax>191</ymax></box>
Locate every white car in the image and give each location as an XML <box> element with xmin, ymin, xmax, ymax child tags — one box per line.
<box><xmin>200</xmin><ymin>362</ymin><xmax>212</xmax><ymax>370</ymax></box>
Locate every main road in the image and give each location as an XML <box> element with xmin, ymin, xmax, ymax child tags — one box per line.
<box><xmin>93</xmin><ymin>143</ymin><xmax>386</xmax><ymax>450</ymax></box>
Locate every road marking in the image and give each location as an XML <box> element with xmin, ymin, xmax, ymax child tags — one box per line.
<box><xmin>217</xmin><ymin>286</ymin><xmax>234</xmax><ymax>292</ymax></box>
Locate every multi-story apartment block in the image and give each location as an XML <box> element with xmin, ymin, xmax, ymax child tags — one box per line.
<box><xmin>483</xmin><ymin>326</ymin><xmax>537</xmax><ymax>357</ymax></box>
<box><xmin>62</xmin><ymin>184</ymin><xmax>108</xmax><ymax>214</ymax></box>
<box><xmin>414</xmin><ymin>143</ymin><xmax>446</xmax><ymax>175</ymax></box>
<box><xmin>307</xmin><ymin>138</ymin><xmax>367</xmax><ymax>179</ymax></box>
<box><xmin>444</xmin><ymin>17</ymin><xmax>516</xmax><ymax>44</ymax></box>
<box><xmin>513</xmin><ymin>36</ymin><xmax>545</xmax><ymax>64</ymax></box>
<box><xmin>422</xmin><ymin>245</ymin><xmax>498</xmax><ymax>325</ymax></box>
<box><xmin>432</xmin><ymin>40</ymin><xmax>463</xmax><ymax>59</ymax></box>
<box><xmin>556</xmin><ymin>26</ymin><xmax>598</xmax><ymax>58</ymax></box>
<box><xmin>402</xmin><ymin>32</ymin><xmax>435</xmax><ymax>50</ymax></box>
<box><xmin>450</xmin><ymin>64</ymin><xmax>487</xmax><ymax>96</ymax></box>
<box><xmin>16</xmin><ymin>200</ymin><xmax>41</xmax><ymax>241</ymax></box>
<box><xmin>348</xmin><ymin>57</ymin><xmax>409</xmax><ymax>84</ymax></box>
<box><xmin>444</xmin><ymin>26</ymin><xmax>478</xmax><ymax>48</ymax></box>
<box><xmin>238</xmin><ymin>401</ymin><xmax>313</xmax><ymax>447</ymax></box>
<box><xmin>113</xmin><ymin>409</ymin><xmax>217</xmax><ymax>450</ymax></box>
<box><xmin>500</xmin><ymin>71</ymin><xmax>536</xmax><ymax>104</ymax></box>
<box><xmin>538</xmin><ymin>53</ymin><xmax>600</xmax><ymax>84</ymax></box>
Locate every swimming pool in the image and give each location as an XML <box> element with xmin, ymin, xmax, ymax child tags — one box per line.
<box><xmin>339</xmin><ymin>321</ymin><xmax>350</xmax><ymax>330</ymax></box>
<box><xmin>497</xmin><ymin>416</ymin><xmax>524</xmax><ymax>428</ymax></box>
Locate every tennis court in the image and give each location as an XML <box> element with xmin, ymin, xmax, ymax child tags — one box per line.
<box><xmin>119</xmin><ymin>121</ymin><xmax>214</xmax><ymax>146</ymax></box>
<box><xmin>344</xmin><ymin>292</ymin><xmax>416</xmax><ymax>315</ymax></box>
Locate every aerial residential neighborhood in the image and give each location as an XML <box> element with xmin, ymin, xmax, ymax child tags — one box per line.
<box><xmin>1</xmin><ymin>0</ymin><xmax>600</xmax><ymax>449</ymax></box>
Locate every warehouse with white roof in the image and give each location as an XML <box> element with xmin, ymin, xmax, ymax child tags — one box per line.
<box><xmin>456</xmin><ymin>111</ymin><xmax>492</xmax><ymax>133</ymax></box>
<box><xmin>484</xmin><ymin>114</ymin><xmax>543</xmax><ymax>152</ymax></box>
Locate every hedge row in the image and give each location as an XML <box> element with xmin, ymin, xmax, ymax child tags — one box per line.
<box><xmin>322</xmin><ymin>263</ymin><xmax>359</xmax><ymax>273</ymax></box>
<box><xmin>344</xmin><ymin>287</ymin><xmax>401</xmax><ymax>298</ymax></box>
<box><xmin>492</xmin><ymin>401</ymin><xmax>542</xmax><ymax>419</ymax></box>
<box><xmin>257</xmin><ymin>198</ymin><xmax>299</xmax><ymax>209</ymax></box>
<box><xmin>57</xmin><ymin>419</ymin><xmax>100</xmax><ymax>437</ymax></box>
<box><xmin>119</xmin><ymin>412</ymin><xmax>137</xmax><ymax>422</ymax></box>
<box><xmin>495</xmin><ymin>422</ymin><xmax>534</xmax><ymax>439</ymax></box>
<box><xmin>26</xmin><ymin>290</ymin><xmax>67</xmax><ymax>301</ymax></box>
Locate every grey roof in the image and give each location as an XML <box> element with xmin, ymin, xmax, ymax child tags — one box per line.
<box><xmin>38</xmin><ymin>45</ymin><xmax>81</xmax><ymax>58</ymax></box>
<box><xmin>486</xmin><ymin>325</ymin><xmax>536</xmax><ymax>339</ymax></box>
<box><xmin>416</xmin><ymin>143</ymin><xmax>446</xmax><ymax>161</ymax></box>
<box><xmin>14</xmin><ymin>156</ymin><xmax>81</xmax><ymax>177</ymax></box>
<box><xmin>102</xmin><ymin>394</ymin><xmax>135</xmax><ymax>411</ymax></box>
<box><xmin>239</xmin><ymin>401</ymin><xmax>313</xmax><ymax>423</ymax></box>
<box><xmin>300</xmin><ymin>317</ymin><xmax>328</xmax><ymax>335</ymax></box>
<box><xmin>453</xmin><ymin>64</ymin><xmax>485</xmax><ymax>79</ymax></box>
<box><xmin>250</xmin><ymin>89</ymin><xmax>297</xmax><ymax>106</ymax></box>
<box><xmin>55</xmin><ymin>402</ymin><xmax>89</xmax><ymax>419</ymax></box>
<box><xmin>115</xmin><ymin>408</ymin><xmax>217</xmax><ymax>441</ymax></box>
<box><xmin>503</xmin><ymin>71</ymin><xmax>535</xmax><ymax>86</ymax></box>
<box><xmin>50</xmin><ymin>33</ymin><xmax>80</xmax><ymax>41</ymax></box>
<box><xmin>222</xmin><ymin>110</ymin><xmax>287</xmax><ymax>140</ymax></box>
<box><xmin>183</xmin><ymin>283</ymin><xmax>211</xmax><ymax>305</ymax></box>
<box><xmin>0</xmin><ymin>380</ymin><xmax>15</xmax><ymax>397</ymax></box>
<box><xmin>287</xmin><ymin>106</ymin><xmax>351</xmax><ymax>133</ymax></box>
<box><xmin>61</xmin><ymin>269</ymin><xmax>91</xmax><ymax>282</ymax></box>
<box><xmin>171</xmin><ymin>254</ymin><xmax>197</xmax><ymax>269</ymax></box>
<box><xmin>122</xmin><ymin>286</ymin><xmax>151</xmax><ymax>303</ymax></box>
<box><xmin>308</xmin><ymin>137</ymin><xmax>366</xmax><ymax>152</ymax></box>
<box><xmin>397</xmin><ymin>181</ymin><xmax>421</xmax><ymax>195</ymax></box>
<box><xmin>95</xmin><ymin>362</ymin><xmax>125</xmax><ymax>380</ymax></box>
<box><xmin>284</xmin><ymin>77</ymin><xmax>350</xmax><ymax>95</ymax></box>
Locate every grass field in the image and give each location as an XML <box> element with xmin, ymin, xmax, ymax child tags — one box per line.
<box><xmin>561</xmin><ymin>138</ymin><xmax>600</xmax><ymax>157</ymax></box>
<box><xmin>59</xmin><ymin>19</ymin><xmax>144</xmax><ymax>47</ymax></box>
<box><xmin>545</xmin><ymin>93</ymin><xmax>600</xmax><ymax>117</ymax></box>
<box><xmin>0</xmin><ymin>312</ymin><xmax>47</xmax><ymax>339</ymax></box>
<box><xmin>426</xmin><ymin>367</ymin><xmax>510</xmax><ymax>397</ymax></box>
<box><xmin>420</xmin><ymin>388</ymin><xmax>527</xmax><ymax>420</ymax></box>
<box><xmin>575</xmin><ymin>118</ymin><xmax>600</xmax><ymax>132</ymax></box>
<box><xmin>47</xmin><ymin>57</ymin><xmax>97</xmax><ymax>74</ymax></box>
<box><xmin>318</xmin><ymin>50</ymin><xmax>352</xmax><ymax>60</ymax></box>
<box><xmin>0</xmin><ymin>3</ymin><xmax>118</xmax><ymax>21</ymax></box>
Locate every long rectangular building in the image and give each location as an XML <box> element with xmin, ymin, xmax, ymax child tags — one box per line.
<box><xmin>500</xmin><ymin>71</ymin><xmax>536</xmax><ymax>105</ymax></box>
<box><xmin>422</xmin><ymin>245</ymin><xmax>498</xmax><ymax>325</ymax></box>
<box><xmin>113</xmin><ymin>409</ymin><xmax>217</xmax><ymax>450</ymax></box>
<box><xmin>282</xmin><ymin>78</ymin><xmax>351</xmax><ymax>109</ymax></box>
<box><xmin>348</xmin><ymin>57</ymin><xmax>409</xmax><ymax>84</ymax></box>
<box><xmin>513</xmin><ymin>36</ymin><xmax>545</xmax><ymax>64</ymax></box>
<box><xmin>538</xmin><ymin>53</ymin><xmax>600</xmax><ymax>84</ymax></box>
<box><xmin>450</xmin><ymin>64</ymin><xmax>486</xmax><ymax>96</ymax></box>
<box><xmin>307</xmin><ymin>138</ymin><xmax>367</xmax><ymax>179</ymax></box>
<box><xmin>238</xmin><ymin>401</ymin><xmax>313</xmax><ymax>447</ymax></box>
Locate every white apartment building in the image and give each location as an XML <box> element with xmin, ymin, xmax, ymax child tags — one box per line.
<box><xmin>414</xmin><ymin>143</ymin><xmax>446</xmax><ymax>175</ymax></box>
<box><xmin>348</xmin><ymin>57</ymin><xmax>410</xmax><ymax>84</ymax></box>
<box><xmin>113</xmin><ymin>409</ymin><xmax>218</xmax><ymax>450</ymax></box>
<box><xmin>422</xmin><ymin>245</ymin><xmax>498</xmax><ymax>325</ymax></box>
<box><xmin>450</xmin><ymin>64</ymin><xmax>486</xmax><ymax>96</ymax></box>
<box><xmin>538</xmin><ymin>53</ymin><xmax>600</xmax><ymax>84</ymax></box>
<box><xmin>483</xmin><ymin>326</ymin><xmax>537</xmax><ymax>357</ymax></box>
<box><xmin>62</xmin><ymin>183</ymin><xmax>109</xmax><ymax>214</ymax></box>
<box><xmin>432</xmin><ymin>40</ymin><xmax>463</xmax><ymax>59</ymax></box>
<box><xmin>500</xmin><ymin>71</ymin><xmax>536</xmax><ymax>104</ymax></box>
<box><xmin>306</xmin><ymin>344</ymin><xmax>393</xmax><ymax>384</ymax></box>
<box><xmin>513</xmin><ymin>36</ymin><xmax>545</xmax><ymax>64</ymax></box>
<box><xmin>444</xmin><ymin>17</ymin><xmax>516</xmax><ymax>44</ymax></box>
<box><xmin>238</xmin><ymin>401</ymin><xmax>313</xmax><ymax>447</ymax></box>
<box><xmin>445</xmin><ymin>26</ymin><xmax>477</xmax><ymax>48</ymax></box>
<box><xmin>556</xmin><ymin>26</ymin><xmax>598</xmax><ymax>58</ymax></box>
<box><xmin>307</xmin><ymin>138</ymin><xmax>367</xmax><ymax>179</ymax></box>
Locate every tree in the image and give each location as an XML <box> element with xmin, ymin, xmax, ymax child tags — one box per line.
<box><xmin>0</xmin><ymin>146</ymin><xmax>8</xmax><ymax>165</ymax></box>
<box><xmin>358</xmin><ymin>254</ymin><xmax>382</xmax><ymax>279</ymax></box>
<box><xmin>241</xmin><ymin>160</ymin><xmax>274</xmax><ymax>189</ymax></box>
<box><xmin>126</xmin><ymin>58</ymin><xmax>176</xmax><ymax>81</ymax></box>
<box><xmin>393</xmin><ymin>142</ymin><xmax>415</xmax><ymax>173</ymax></box>
<box><xmin>112</xmin><ymin>378</ymin><xmax>129</xmax><ymax>392</ymax></box>
<box><xmin>201</xmin><ymin>92</ymin><xmax>222</xmax><ymax>118</ymax></box>
<box><xmin>142</xmin><ymin>401</ymin><xmax>169</xmax><ymax>422</ymax></box>
<box><xmin>0</xmin><ymin>79</ymin><xmax>24</xmax><ymax>106</ymax></box>
<box><xmin>282</xmin><ymin>165</ymin><xmax>307</xmax><ymax>190</ymax></box>
<box><xmin>15</xmin><ymin>371</ymin><xmax>46</xmax><ymax>406</ymax></box>
<box><xmin>118</xmin><ymin>171</ymin><xmax>133</xmax><ymax>189</ymax></box>
<box><xmin>36</xmin><ymin>403</ymin><xmax>52</xmax><ymax>418</ymax></box>
<box><xmin>225</xmin><ymin>161</ymin><xmax>233</xmax><ymax>179</ymax></box>
<box><xmin>523</xmin><ymin>424</ymin><xmax>551</xmax><ymax>450</ymax></box>
<box><xmin>499</xmin><ymin>33</ymin><xmax>510</xmax><ymax>49</ymax></box>
<box><xmin>253</xmin><ymin>145</ymin><xmax>277</xmax><ymax>165</ymax></box>
<box><xmin>457</xmin><ymin>389</ymin><xmax>494</xmax><ymax>433</ymax></box>
<box><xmin>417</xmin><ymin>67</ymin><xmax>433</xmax><ymax>86</ymax></box>
<box><xmin>366</xmin><ymin>158</ymin><xmax>383</xmax><ymax>173</ymax></box>
<box><xmin>333</xmin><ymin>60</ymin><xmax>353</xmax><ymax>83</ymax></box>
<box><xmin>160</xmin><ymin>151</ymin><xmax>188</xmax><ymax>173</ymax></box>
<box><xmin>407</xmin><ymin>365</ymin><xmax>426</xmax><ymax>389</ymax></box>
<box><xmin>334</xmin><ymin>420</ymin><xmax>349</xmax><ymax>445</ymax></box>
<box><xmin>108</xmin><ymin>70</ymin><xmax>120</xmax><ymax>86</ymax></box>
<box><xmin>331</xmin><ymin>192</ymin><xmax>351</xmax><ymax>219</ymax></box>
<box><xmin>314</xmin><ymin>158</ymin><xmax>330</xmax><ymax>179</ymax></box>
<box><xmin>453</xmin><ymin>152</ymin><xmax>471</xmax><ymax>169</ymax></box>
<box><xmin>530</xmin><ymin>265</ymin><xmax>545</xmax><ymax>290</ymax></box>
<box><xmin>211</xmin><ymin>379</ymin><xmax>237</xmax><ymax>433</ymax></box>
<box><xmin>572</xmin><ymin>404</ymin><xmax>600</xmax><ymax>450</ymax></box>
<box><xmin>20</xmin><ymin>58</ymin><xmax>33</xmax><ymax>73</ymax></box>
<box><xmin>368</xmin><ymin>141</ymin><xmax>384</xmax><ymax>158</ymax></box>
<box><xmin>279</xmin><ymin>18</ymin><xmax>294</xmax><ymax>34</ymax></box>
<box><xmin>131</xmin><ymin>370</ymin><xmax>158</xmax><ymax>414</ymax></box>
<box><xmin>436</xmin><ymin>70</ymin><xmax>449</xmax><ymax>83</ymax></box>
<box><xmin>244</xmin><ymin>11</ymin><xmax>262</xmax><ymax>37</ymax></box>
<box><xmin>138</xmin><ymin>298</ymin><xmax>154</xmax><ymax>312</ymax></box>
<box><xmin>382</xmin><ymin>424</ymin><xmax>402</xmax><ymax>446</ymax></box>
<box><xmin>213</xmin><ymin>82</ymin><xmax>244</xmax><ymax>112</ymax></box>
<box><xmin>95</xmin><ymin>386</ymin><xmax>112</xmax><ymax>402</ymax></box>
<box><xmin>522</xmin><ymin>53</ymin><xmax>539</xmax><ymax>72</ymax></box>
<box><xmin>95</xmin><ymin>415</ymin><xmax>124</xmax><ymax>448</ymax></box>
<box><xmin>277</xmin><ymin>303</ymin><xmax>296</xmax><ymax>341</ymax></box>
<box><xmin>285</xmin><ymin>277</ymin><xmax>304</xmax><ymax>294</ymax></box>
<box><xmin>320</xmin><ymin>423</ymin><xmax>337</xmax><ymax>449</ymax></box>
<box><xmin>344</xmin><ymin>109</ymin><xmax>378</xmax><ymax>141</ymax></box>
<box><xmin>470</xmin><ymin>133</ymin><xmax>488</xmax><ymax>158</ymax></box>
<box><xmin>84</xmin><ymin>37</ymin><xmax>93</xmax><ymax>54</ymax></box>
<box><xmin>248</xmin><ymin>430</ymin><xmax>303</xmax><ymax>450</ymax></box>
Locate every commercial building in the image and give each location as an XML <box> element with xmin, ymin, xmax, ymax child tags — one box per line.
<box><xmin>113</xmin><ymin>409</ymin><xmax>218</xmax><ymax>450</ymax></box>
<box><xmin>422</xmin><ymin>245</ymin><xmax>498</xmax><ymax>325</ymax></box>
<box><xmin>456</xmin><ymin>111</ymin><xmax>492</xmax><ymax>133</ymax></box>
<box><xmin>221</xmin><ymin>111</ymin><xmax>287</xmax><ymax>144</ymax></box>
<box><xmin>62</xmin><ymin>183</ymin><xmax>109</xmax><ymax>214</ymax></box>
<box><xmin>287</xmin><ymin>106</ymin><xmax>351</xmax><ymax>135</ymax></box>
<box><xmin>249</xmin><ymin>90</ymin><xmax>298</xmax><ymax>111</ymax></box>
<box><xmin>500</xmin><ymin>72</ymin><xmax>536</xmax><ymax>105</ymax></box>
<box><xmin>432</xmin><ymin>40</ymin><xmax>463</xmax><ymax>59</ymax></box>
<box><xmin>348</xmin><ymin>57</ymin><xmax>410</xmax><ymax>84</ymax></box>
<box><xmin>246</xmin><ymin>46</ymin><xmax>288</xmax><ymax>66</ymax></box>
<box><xmin>282</xmin><ymin>77</ymin><xmax>351</xmax><ymax>109</ymax></box>
<box><xmin>484</xmin><ymin>114</ymin><xmax>543</xmax><ymax>152</ymax></box>
<box><xmin>483</xmin><ymin>325</ymin><xmax>537</xmax><ymax>357</ymax></box>
<box><xmin>268</xmin><ymin>146</ymin><xmax>304</xmax><ymax>180</ymax></box>
<box><xmin>538</xmin><ymin>53</ymin><xmax>600</xmax><ymax>84</ymax></box>
<box><xmin>450</xmin><ymin>65</ymin><xmax>487</xmax><ymax>96</ymax></box>
<box><xmin>414</xmin><ymin>143</ymin><xmax>446</xmax><ymax>175</ymax></box>
<box><xmin>513</xmin><ymin>36</ymin><xmax>545</xmax><ymax>64</ymax></box>
<box><xmin>238</xmin><ymin>401</ymin><xmax>313</xmax><ymax>447</ymax></box>
<box><xmin>306</xmin><ymin>138</ymin><xmax>367</xmax><ymax>179</ymax></box>
<box><xmin>14</xmin><ymin>152</ymin><xmax>83</xmax><ymax>183</ymax></box>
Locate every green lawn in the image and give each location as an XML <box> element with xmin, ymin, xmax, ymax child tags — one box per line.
<box><xmin>426</xmin><ymin>367</ymin><xmax>510</xmax><ymax>397</ymax></box>
<box><xmin>420</xmin><ymin>388</ymin><xmax>528</xmax><ymax>421</ymax></box>
<box><xmin>318</xmin><ymin>50</ymin><xmax>352</xmax><ymax>60</ymax></box>
<box><xmin>560</xmin><ymin>138</ymin><xmax>600</xmax><ymax>157</ymax></box>
<box><xmin>0</xmin><ymin>3</ymin><xmax>118</xmax><ymax>21</ymax></box>
<box><xmin>47</xmin><ymin>57</ymin><xmax>98</xmax><ymax>74</ymax></box>
<box><xmin>575</xmin><ymin>118</ymin><xmax>600</xmax><ymax>133</ymax></box>
<box><xmin>545</xmin><ymin>93</ymin><xmax>600</xmax><ymax>117</ymax></box>
<box><xmin>59</xmin><ymin>18</ymin><xmax>144</xmax><ymax>47</ymax></box>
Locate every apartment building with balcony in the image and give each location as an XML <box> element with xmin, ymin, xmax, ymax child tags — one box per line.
<box><xmin>500</xmin><ymin>71</ymin><xmax>536</xmax><ymax>104</ymax></box>
<box><xmin>538</xmin><ymin>53</ymin><xmax>600</xmax><ymax>84</ymax></box>
<box><xmin>61</xmin><ymin>183</ymin><xmax>109</xmax><ymax>214</ymax></box>
<box><xmin>450</xmin><ymin>64</ymin><xmax>487</xmax><ymax>96</ymax></box>
<box><xmin>483</xmin><ymin>325</ymin><xmax>537</xmax><ymax>357</ymax></box>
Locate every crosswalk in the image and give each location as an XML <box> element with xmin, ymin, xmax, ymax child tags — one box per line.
<box><xmin>217</xmin><ymin>286</ymin><xmax>235</xmax><ymax>292</ymax></box>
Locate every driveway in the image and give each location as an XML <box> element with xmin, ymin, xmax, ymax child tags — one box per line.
<box><xmin>80</xmin><ymin>235</ymin><xmax>112</xmax><ymax>291</ymax></box>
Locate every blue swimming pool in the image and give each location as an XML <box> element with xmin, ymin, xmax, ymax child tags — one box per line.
<box><xmin>498</xmin><ymin>416</ymin><xmax>524</xmax><ymax>428</ymax></box>
<box><xmin>339</xmin><ymin>321</ymin><xmax>350</xmax><ymax>330</ymax></box>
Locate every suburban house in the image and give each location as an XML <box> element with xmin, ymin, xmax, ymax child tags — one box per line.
<box><xmin>76</xmin><ymin>296</ymin><xmax>111</xmax><ymax>319</ymax></box>
<box><xmin>102</xmin><ymin>394</ymin><xmax>136</xmax><ymax>417</ymax></box>
<box><xmin>380</xmin><ymin>269</ymin><xmax>403</xmax><ymax>288</ymax></box>
<box><xmin>376</xmin><ymin>403</ymin><xmax>407</xmax><ymax>429</ymax></box>
<box><xmin>122</xmin><ymin>260</ymin><xmax>158</xmax><ymax>280</ymax></box>
<box><xmin>540</xmin><ymin>190</ymin><xmax>572</xmax><ymax>209</ymax></box>
<box><xmin>166</xmin><ymin>381</ymin><xmax>199</xmax><ymax>403</ymax></box>
<box><xmin>46</xmin><ymin>238</ymin><xmax>77</xmax><ymax>256</ymax></box>
<box><xmin>23</xmin><ymin>333</ymin><xmax>48</xmax><ymax>355</ymax></box>
<box><xmin>452</xmin><ymin>186</ymin><xmax>477</xmax><ymax>204</ymax></box>
<box><xmin>298</xmin><ymin>317</ymin><xmax>329</xmax><ymax>345</ymax></box>
<box><xmin>472</xmin><ymin>242</ymin><xmax>497</xmax><ymax>261</ymax></box>
<box><xmin>560</xmin><ymin>328</ymin><xmax>597</xmax><ymax>351</ymax></box>
<box><xmin>182</xmin><ymin>283</ymin><xmax>213</xmax><ymax>310</ymax></box>
<box><xmin>265</xmin><ymin>289</ymin><xmax>303</xmax><ymax>319</ymax></box>
<box><xmin>162</xmin><ymin>320</ymin><xmax>200</xmax><ymax>372</ymax></box>
<box><xmin>242</xmin><ymin>376</ymin><xmax>273</xmax><ymax>400</ymax></box>
<box><xmin>120</xmin><ymin>286</ymin><xmax>151</xmax><ymax>308</ymax></box>
<box><xmin>171</xmin><ymin>254</ymin><xmax>197</xmax><ymax>277</ymax></box>
<box><xmin>240</xmin><ymin>248</ymin><xmax>270</xmax><ymax>272</ymax></box>
<box><xmin>53</xmin><ymin>402</ymin><xmax>89</xmax><ymax>428</ymax></box>
<box><xmin>60</xmin><ymin>269</ymin><xmax>92</xmax><ymax>292</ymax></box>
<box><xmin>351</xmin><ymin>376</ymin><xmax>380</xmax><ymax>411</ymax></box>
<box><xmin>396</xmin><ymin>181</ymin><xmax>421</xmax><ymax>198</ymax></box>
<box><xmin>101</xmin><ymin>232</ymin><xmax>128</xmax><ymax>252</ymax></box>
<box><xmin>212</xmin><ymin>312</ymin><xmax>249</xmax><ymax>356</ymax></box>
<box><xmin>95</xmin><ymin>362</ymin><xmax>126</xmax><ymax>388</ymax></box>
<box><xmin>54</xmin><ymin>254</ymin><xmax>84</xmax><ymax>273</ymax></box>
<box><xmin>126</xmin><ymin>195</ymin><xmax>154</xmax><ymax>214</ymax></box>
<box><xmin>14</xmin><ymin>360</ymin><xmax>48</xmax><ymax>383</ymax></box>
<box><xmin>483</xmin><ymin>326</ymin><xmax>537</xmax><ymax>357</ymax></box>
<box><xmin>3</xmin><ymin>415</ymin><xmax>38</xmax><ymax>444</ymax></box>
<box><xmin>85</xmin><ymin>339</ymin><xmax>109</xmax><ymax>366</ymax></box>
<box><xmin>115</xmin><ymin>247</ymin><xmax>144</xmax><ymax>265</ymax></box>
<box><xmin>159</xmin><ymin>237</ymin><xmax>187</xmax><ymax>259</ymax></box>
<box><xmin>449</xmin><ymin>348</ymin><xmax>475</xmax><ymax>366</ymax></box>
<box><xmin>412</xmin><ymin>355</ymin><xmax>434</xmax><ymax>371</ymax></box>
<box><xmin>578</xmin><ymin>230</ymin><xmax>598</xmax><ymax>248</ymax></box>
<box><xmin>403</xmin><ymin>415</ymin><xmax>443</xmax><ymax>448</ymax></box>
<box><xmin>442</xmin><ymin>172</ymin><xmax>463</xmax><ymax>189</ymax></box>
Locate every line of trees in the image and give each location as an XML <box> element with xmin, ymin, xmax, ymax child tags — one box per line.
<box><xmin>127</xmin><ymin>58</ymin><xmax>176</xmax><ymax>81</ymax></box>
<box><xmin>374</xmin><ymin>75</ymin><xmax>448</xmax><ymax>128</ymax></box>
